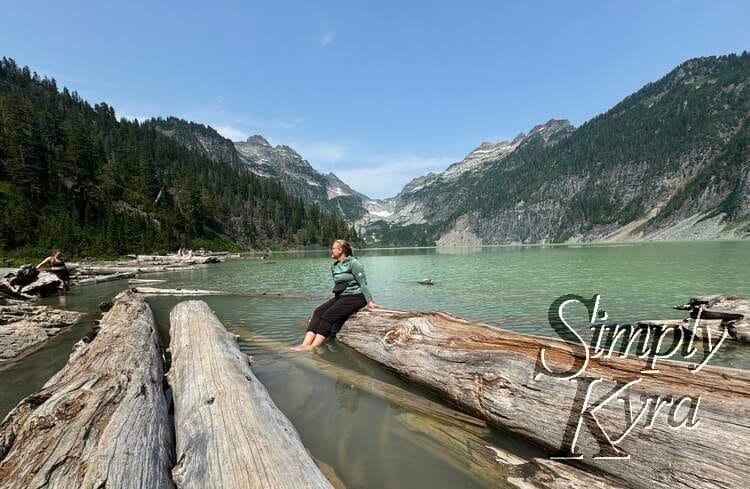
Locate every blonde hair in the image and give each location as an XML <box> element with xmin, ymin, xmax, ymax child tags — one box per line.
<box><xmin>333</xmin><ymin>239</ymin><xmax>353</xmax><ymax>257</ymax></box>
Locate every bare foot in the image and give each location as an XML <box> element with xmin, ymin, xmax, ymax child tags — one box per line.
<box><xmin>290</xmin><ymin>344</ymin><xmax>312</xmax><ymax>351</ymax></box>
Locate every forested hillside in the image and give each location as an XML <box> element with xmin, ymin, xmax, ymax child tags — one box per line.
<box><xmin>0</xmin><ymin>58</ymin><xmax>358</xmax><ymax>259</ymax></box>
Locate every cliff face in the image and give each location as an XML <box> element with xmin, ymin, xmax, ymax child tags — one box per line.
<box><xmin>365</xmin><ymin>54</ymin><xmax>750</xmax><ymax>246</ymax></box>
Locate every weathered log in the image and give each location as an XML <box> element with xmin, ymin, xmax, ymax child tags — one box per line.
<box><xmin>336</xmin><ymin>308</ymin><xmax>750</xmax><ymax>489</ymax></box>
<box><xmin>245</xmin><ymin>331</ymin><xmax>487</xmax><ymax>432</ymax></box>
<box><xmin>0</xmin><ymin>300</ymin><xmax>83</xmax><ymax>365</ymax></box>
<box><xmin>134</xmin><ymin>286</ymin><xmax>229</xmax><ymax>296</ymax></box>
<box><xmin>675</xmin><ymin>294</ymin><xmax>750</xmax><ymax>320</ymax></box>
<box><xmin>0</xmin><ymin>290</ymin><xmax>173</xmax><ymax>488</ymax></box>
<box><xmin>76</xmin><ymin>271</ymin><xmax>135</xmax><ymax>285</ymax></box>
<box><xmin>168</xmin><ymin>300</ymin><xmax>333</xmax><ymax>489</ymax></box>
<box><xmin>134</xmin><ymin>287</ymin><xmax>316</xmax><ymax>299</ymax></box>
<box><xmin>128</xmin><ymin>278</ymin><xmax>167</xmax><ymax>284</ymax></box>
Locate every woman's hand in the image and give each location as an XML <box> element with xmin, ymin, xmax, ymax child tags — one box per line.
<box><xmin>367</xmin><ymin>301</ymin><xmax>380</xmax><ymax>309</ymax></box>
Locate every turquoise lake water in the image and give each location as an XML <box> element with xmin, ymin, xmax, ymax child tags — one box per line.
<box><xmin>1</xmin><ymin>241</ymin><xmax>748</xmax><ymax>488</ymax></box>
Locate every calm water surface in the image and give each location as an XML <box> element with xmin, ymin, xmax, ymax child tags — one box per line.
<box><xmin>1</xmin><ymin>241</ymin><xmax>749</xmax><ymax>488</ymax></box>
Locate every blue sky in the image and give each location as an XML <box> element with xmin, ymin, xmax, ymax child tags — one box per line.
<box><xmin>2</xmin><ymin>1</ymin><xmax>749</xmax><ymax>198</ymax></box>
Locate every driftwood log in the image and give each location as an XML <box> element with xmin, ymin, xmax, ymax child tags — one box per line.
<box><xmin>76</xmin><ymin>271</ymin><xmax>135</xmax><ymax>286</ymax></box>
<box><xmin>168</xmin><ymin>300</ymin><xmax>333</xmax><ymax>489</ymax></box>
<box><xmin>336</xmin><ymin>308</ymin><xmax>750</xmax><ymax>489</ymax></box>
<box><xmin>135</xmin><ymin>286</ymin><xmax>229</xmax><ymax>296</ymax></box>
<box><xmin>135</xmin><ymin>287</ymin><xmax>315</xmax><ymax>299</ymax></box>
<box><xmin>644</xmin><ymin>295</ymin><xmax>750</xmax><ymax>344</ymax></box>
<box><xmin>0</xmin><ymin>290</ymin><xmax>173</xmax><ymax>488</ymax></box>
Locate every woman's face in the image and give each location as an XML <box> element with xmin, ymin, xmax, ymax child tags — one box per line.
<box><xmin>331</xmin><ymin>243</ymin><xmax>343</xmax><ymax>259</ymax></box>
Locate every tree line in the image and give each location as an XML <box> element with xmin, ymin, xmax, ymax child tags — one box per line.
<box><xmin>0</xmin><ymin>57</ymin><xmax>359</xmax><ymax>259</ymax></box>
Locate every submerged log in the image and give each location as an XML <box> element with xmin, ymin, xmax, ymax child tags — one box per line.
<box><xmin>246</xmin><ymin>331</ymin><xmax>486</xmax><ymax>432</ymax></box>
<box><xmin>76</xmin><ymin>271</ymin><xmax>135</xmax><ymax>285</ymax></box>
<box><xmin>336</xmin><ymin>308</ymin><xmax>750</xmax><ymax>489</ymax></box>
<box><xmin>0</xmin><ymin>290</ymin><xmax>173</xmax><ymax>488</ymax></box>
<box><xmin>253</xmin><ymin>332</ymin><xmax>618</xmax><ymax>489</ymax></box>
<box><xmin>394</xmin><ymin>413</ymin><xmax>623</xmax><ymax>489</ymax></box>
<box><xmin>168</xmin><ymin>300</ymin><xmax>333</xmax><ymax>489</ymax></box>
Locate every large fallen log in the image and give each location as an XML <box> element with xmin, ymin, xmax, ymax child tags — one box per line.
<box><xmin>168</xmin><ymin>300</ymin><xmax>333</xmax><ymax>489</ymax></box>
<box><xmin>337</xmin><ymin>308</ymin><xmax>750</xmax><ymax>489</ymax></box>
<box><xmin>135</xmin><ymin>287</ymin><xmax>316</xmax><ymax>299</ymax></box>
<box><xmin>0</xmin><ymin>290</ymin><xmax>173</xmax><ymax>488</ymax></box>
<box><xmin>135</xmin><ymin>286</ymin><xmax>229</xmax><ymax>296</ymax></box>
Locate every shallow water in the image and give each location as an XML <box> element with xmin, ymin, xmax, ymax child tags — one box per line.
<box><xmin>1</xmin><ymin>241</ymin><xmax>748</xmax><ymax>488</ymax></box>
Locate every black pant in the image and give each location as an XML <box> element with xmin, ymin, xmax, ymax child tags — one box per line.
<box><xmin>307</xmin><ymin>293</ymin><xmax>366</xmax><ymax>337</ymax></box>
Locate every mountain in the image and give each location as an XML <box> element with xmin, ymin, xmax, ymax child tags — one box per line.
<box><xmin>364</xmin><ymin>53</ymin><xmax>750</xmax><ymax>246</ymax></box>
<box><xmin>150</xmin><ymin>119</ymin><xmax>377</xmax><ymax>223</ymax></box>
<box><xmin>0</xmin><ymin>58</ymin><xmax>359</xmax><ymax>258</ymax></box>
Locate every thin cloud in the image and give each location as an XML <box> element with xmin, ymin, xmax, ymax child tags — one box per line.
<box><xmin>320</xmin><ymin>31</ymin><xmax>335</xmax><ymax>47</ymax></box>
<box><xmin>215</xmin><ymin>125</ymin><xmax>249</xmax><ymax>141</ymax></box>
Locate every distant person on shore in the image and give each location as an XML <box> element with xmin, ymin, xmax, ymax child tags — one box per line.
<box><xmin>291</xmin><ymin>239</ymin><xmax>379</xmax><ymax>351</ymax></box>
<box><xmin>36</xmin><ymin>249</ymin><xmax>71</xmax><ymax>291</ymax></box>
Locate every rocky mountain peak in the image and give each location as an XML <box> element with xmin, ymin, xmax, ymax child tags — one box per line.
<box><xmin>245</xmin><ymin>134</ymin><xmax>271</xmax><ymax>146</ymax></box>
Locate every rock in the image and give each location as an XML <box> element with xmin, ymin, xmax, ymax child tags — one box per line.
<box><xmin>0</xmin><ymin>299</ymin><xmax>83</xmax><ymax>364</ymax></box>
<box><xmin>19</xmin><ymin>272</ymin><xmax>61</xmax><ymax>297</ymax></box>
<box><xmin>8</xmin><ymin>265</ymin><xmax>39</xmax><ymax>288</ymax></box>
<box><xmin>417</xmin><ymin>279</ymin><xmax>434</xmax><ymax>285</ymax></box>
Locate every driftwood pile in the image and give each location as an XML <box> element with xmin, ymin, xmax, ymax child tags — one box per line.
<box><xmin>639</xmin><ymin>294</ymin><xmax>750</xmax><ymax>343</ymax></box>
<box><xmin>70</xmin><ymin>254</ymin><xmax>225</xmax><ymax>285</ymax></box>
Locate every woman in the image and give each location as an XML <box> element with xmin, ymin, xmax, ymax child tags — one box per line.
<box><xmin>36</xmin><ymin>249</ymin><xmax>71</xmax><ymax>291</ymax></box>
<box><xmin>291</xmin><ymin>239</ymin><xmax>379</xmax><ymax>351</ymax></box>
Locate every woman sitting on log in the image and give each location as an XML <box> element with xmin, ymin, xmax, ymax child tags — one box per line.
<box><xmin>36</xmin><ymin>249</ymin><xmax>71</xmax><ymax>291</ymax></box>
<box><xmin>292</xmin><ymin>239</ymin><xmax>379</xmax><ymax>351</ymax></box>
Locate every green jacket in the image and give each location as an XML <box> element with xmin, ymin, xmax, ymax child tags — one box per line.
<box><xmin>331</xmin><ymin>256</ymin><xmax>374</xmax><ymax>302</ymax></box>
